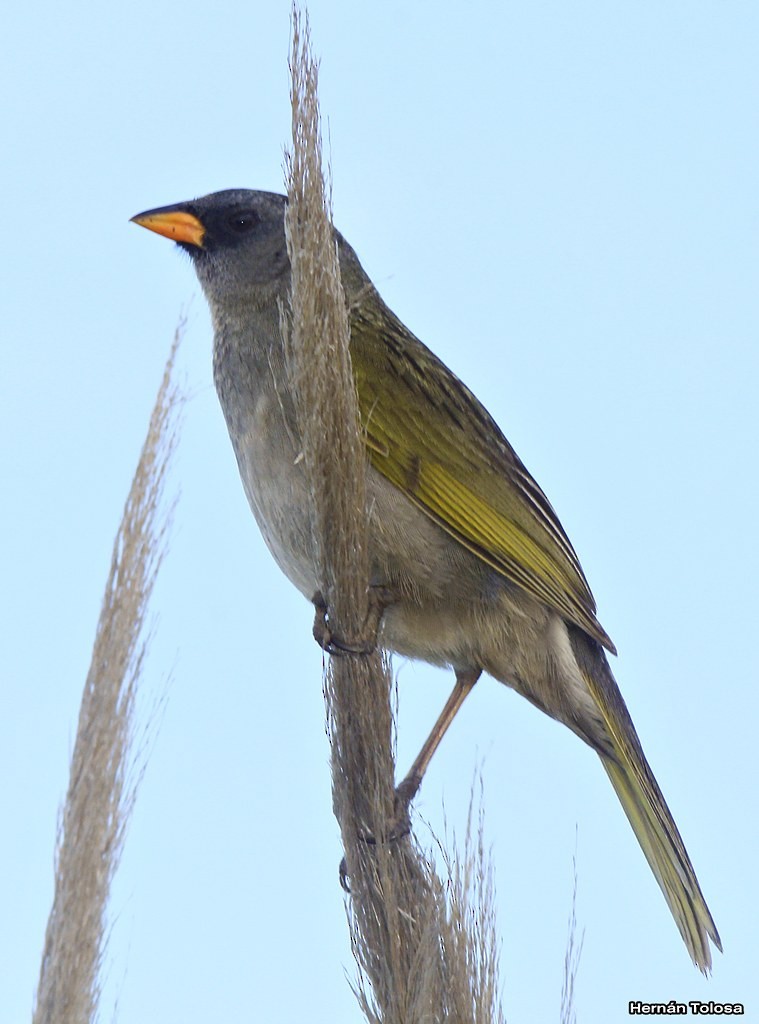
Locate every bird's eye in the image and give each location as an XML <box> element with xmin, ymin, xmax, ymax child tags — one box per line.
<box><xmin>227</xmin><ymin>210</ymin><xmax>260</xmax><ymax>233</ymax></box>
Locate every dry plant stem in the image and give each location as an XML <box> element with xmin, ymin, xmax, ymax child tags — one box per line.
<box><xmin>286</xmin><ymin>8</ymin><xmax>503</xmax><ymax>1022</ymax></box>
<box><xmin>560</xmin><ymin>850</ymin><xmax>584</xmax><ymax>1024</ymax></box>
<box><xmin>32</xmin><ymin>329</ymin><xmax>184</xmax><ymax>1024</ymax></box>
<box><xmin>285</xmin><ymin>3</ymin><xmax>394</xmax><ymax>849</ymax></box>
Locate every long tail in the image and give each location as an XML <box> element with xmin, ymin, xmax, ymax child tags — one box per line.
<box><xmin>575</xmin><ymin>642</ymin><xmax>721</xmax><ymax>972</ymax></box>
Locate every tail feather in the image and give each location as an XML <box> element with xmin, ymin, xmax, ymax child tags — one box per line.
<box><xmin>600</xmin><ymin>753</ymin><xmax>721</xmax><ymax>972</ymax></box>
<box><xmin>580</xmin><ymin>661</ymin><xmax>721</xmax><ymax>973</ymax></box>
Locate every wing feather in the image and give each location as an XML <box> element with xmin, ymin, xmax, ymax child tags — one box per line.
<box><xmin>351</xmin><ymin>300</ymin><xmax>616</xmax><ymax>654</ymax></box>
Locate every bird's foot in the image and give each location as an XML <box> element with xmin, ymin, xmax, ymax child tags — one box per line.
<box><xmin>338</xmin><ymin>776</ymin><xmax>421</xmax><ymax>892</ymax></box>
<box><xmin>312</xmin><ymin>585</ymin><xmax>394</xmax><ymax>656</ymax></box>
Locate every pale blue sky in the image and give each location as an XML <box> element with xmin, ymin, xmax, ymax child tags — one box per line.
<box><xmin>2</xmin><ymin>2</ymin><xmax>757</xmax><ymax>1020</ymax></box>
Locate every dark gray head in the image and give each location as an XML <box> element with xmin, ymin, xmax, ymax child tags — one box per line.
<box><xmin>132</xmin><ymin>187</ymin><xmax>373</xmax><ymax>321</ymax></box>
<box><xmin>131</xmin><ymin>189</ymin><xmax>292</xmax><ymax>309</ymax></box>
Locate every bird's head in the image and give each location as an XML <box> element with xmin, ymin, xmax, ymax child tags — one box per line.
<box><xmin>131</xmin><ymin>189</ymin><xmax>291</xmax><ymax>310</ymax></box>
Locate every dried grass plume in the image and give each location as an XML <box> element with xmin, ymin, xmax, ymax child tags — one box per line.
<box><xmin>32</xmin><ymin>329</ymin><xmax>185</xmax><ymax>1024</ymax></box>
<box><xmin>284</xmin><ymin>8</ymin><xmax>504</xmax><ymax>1021</ymax></box>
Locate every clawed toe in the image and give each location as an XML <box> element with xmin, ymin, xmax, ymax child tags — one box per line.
<box><xmin>337</xmin><ymin>781</ymin><xmax>418</xmax><ymax>892</ymax></box>
<box><xmin>312</xmin><ymin>585</ymin><xmax>394</xmax><ymax>656</ymax></box>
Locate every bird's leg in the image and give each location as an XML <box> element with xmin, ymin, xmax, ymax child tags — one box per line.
<box><xmin>311</xmin><ymin>585</ymin><xmax>394</xmax><ymax>656</ymax></box>
<box><xmin>394</xmin><ymin>667</ymin><xmax>481</xmax><ymax>810</ymax></box>
<box><xmin>338</xmin><ymin>667</ymin><xmax>481</xmax><ymax>892</ymax></box>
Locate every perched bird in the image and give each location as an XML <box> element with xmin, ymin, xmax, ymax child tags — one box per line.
<box><xmin>132</xmin><ymin>189</ymin><xmax>720</xmax><ymax>971</ymax></box>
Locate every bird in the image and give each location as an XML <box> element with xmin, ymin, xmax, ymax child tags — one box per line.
<box><xmin>132</xmin><ymin>188</ymin><xmax>721</xmax><ymax>971</ymax></box>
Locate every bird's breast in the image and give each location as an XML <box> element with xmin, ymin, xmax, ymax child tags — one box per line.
<box><xmin>214</xmin><ymin>325</ymin><xmax>319</xmax><ymax>597</ymax></box>
<box><xmin>212</xmin><ymin>320</ymin><xmax>540</xmax><ymax>675</ymax></box>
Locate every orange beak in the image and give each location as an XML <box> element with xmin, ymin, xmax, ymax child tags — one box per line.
<box><xmin>130</xmin><ymin>208</ymin><xmax>206</xmax><ymax>248</ymax></box>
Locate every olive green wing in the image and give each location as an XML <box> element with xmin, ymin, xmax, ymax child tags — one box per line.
<box><xmin>350</xmin><ymin>300</ymin><xmax>616</xmax><ymax>654</ymax></box>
